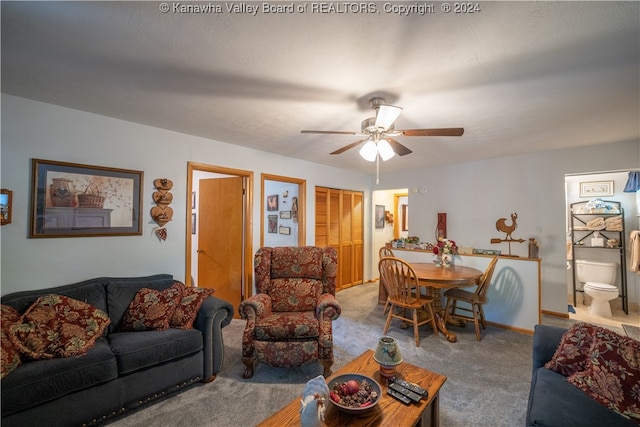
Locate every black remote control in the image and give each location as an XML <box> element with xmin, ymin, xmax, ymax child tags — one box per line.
<box><xmin>391</xmin><ymin>379</ymin><xmax>429</xmax><ymax>398</ymax></box>
<box><xmin>388</xmin><ymin>381</ymin><xmax>422</xmax><ymax>402</ymax></box>
<box><xmin>387</xmin><ymin>388</ymin><xmax>411</xmax><ymax>405</ymax></box>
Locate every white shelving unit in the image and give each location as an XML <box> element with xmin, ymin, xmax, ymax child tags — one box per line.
<box><xmin>570</xmin><ymin>200</ymin><xmax>628</xmax><ymax>314</ymax></box>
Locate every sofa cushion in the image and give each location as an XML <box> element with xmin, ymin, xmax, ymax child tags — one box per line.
<box><xmin>544</xmin><ymin>322</ymin><xmax>598</xmax><ymax>376</ymax></box>
<box><xmin>1</xmin><ymin>305</ymin><xmax>22</xmax><ymax>379</ymax></box>
<box><xmin>0</xmin><ymin>280</ymin><xmax>108</xmax><ymax>316</ymax></box>
<box><xmin>108</xmin><ymin>328</ymin><xmax>203</xmax><ymax>375</ymax></box>
<box><xmin>0</xmin><ymin>338</ymin><xmax>117</xmax><ymax>417</ymax></box>
<box><xmin>9</xmin><ymin>295</ymin><xmax>110</xmax><ymax>360</ymax></box>
<box><xmin>528</xmin><ymin>367</ymin><xmax>636</xmax><ymax>427</ymax></box>
<box><xmin>120</xmin><ymin>285</ymin><xmax>182</xmax><ymax>331</ymax></box>
<box><xmin>568</xmin><ymin>328</ymin><xmax>640</xmax><ymax>422</ymax></box>
<box><xmin>105</xmin><ymin>274</ymin><xmax>176</xmax><ymax>332</ymax></box>
<box><xmin>170</xmin><ymin>283</ymin><xmax>215</xmax><ymax>329</ymax></box>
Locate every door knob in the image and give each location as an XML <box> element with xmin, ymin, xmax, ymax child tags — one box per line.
<box><xmin>197</xmin><ymin>249</ymin><xmax>204</xmax><ymax>254</ymax></box>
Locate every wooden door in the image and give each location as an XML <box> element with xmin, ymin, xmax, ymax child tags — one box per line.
<box><xmin>315</xmin><ymin>187</ymin><xmax>363</xmax><ymax>291</ymax></box>
<box><xmin>198</xmin><ymin>177</ymin><xmax>244</xmax><ymax>317</ymax></box>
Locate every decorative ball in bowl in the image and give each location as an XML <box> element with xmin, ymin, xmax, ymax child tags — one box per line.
<box><xmin>327</xmin><ymin>373</ymin><xmax>382</xmax><ymax>415</ymax></box>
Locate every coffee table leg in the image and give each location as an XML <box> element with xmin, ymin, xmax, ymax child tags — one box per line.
<box><xmin>418</xmin><ymin>391</ymin><xmax>440</xmax><ymax>427</ymax></box>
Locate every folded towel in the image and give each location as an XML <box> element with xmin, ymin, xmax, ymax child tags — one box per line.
<box><xmin>586</xmin><ymin>217</ymin><xmax>605</xmax><ymax>230</ymax></box>
<box><xmin>604</xmin><ymin>215</ymin><xmax>623</xmax><ymax>231</ymax></box>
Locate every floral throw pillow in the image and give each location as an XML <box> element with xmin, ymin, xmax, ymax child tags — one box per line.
<box><xmin>8</xmin><ymin>295</ymin><xmax>110</xmax><ymax>360</ymax></box>
<box><xmin>120</xmin><ymin>285</ymin><xmax>182</xmax><ymax>331</ymax></box>
<box><xmin>169</xmin><ymin>282</ymin><xmax>215</xmax><ymax>330</ymax></box>
<box><xmin>1</xmin><ymin>304</ymin><xmax>22</xmax><ymax>378</ymax></box>
<box><xmin>568</xmin><ymin>327</ymin><xmax>640</xmax><ymax>422</ymax></box>
<box><xmin>544</xmin><ymin>322</ymin><xmax>600</xmax><ymax>376</ymax></box>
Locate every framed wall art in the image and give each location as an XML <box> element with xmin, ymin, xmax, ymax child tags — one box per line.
<box><xmin>1</xmin><ymin>189</ymin><xmax>12</xmax><ymax>226</ymax></box>
<box><xmin>268</xmin><ymin>215</ymin><xmax>277</xmax><ymax>233</ymax></box>
<box><xmin>579</xmin><ymin>180</ymin><xmax>614</xmax><ymax>197</ymax></box>
<box><xmin>279</xmin><ymin>210</ymin><xmax>291</xmax><ymax>219</ymax></box>
<box><xmin>375</xmin><ymin>205</ymin><xmax>385</xmax><ymax>229</ymax></box>
<box><xmin>267</xmin><ymin>194</ymin><xmax>278</xmax><ymax>211</ymax></box>
<box><xmin>279</xmin><ymin>226</ymin><xmax>290</xmax><ymax>235</ymax></box>
<box><xmin>30</xmin><ymin>159</ymin><xmax>143</xmax><ymax>238</ymax></box>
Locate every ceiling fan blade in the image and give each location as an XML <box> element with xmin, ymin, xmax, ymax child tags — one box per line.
<box><xmin>330</xmin><ymin>138</ymin><xmax>369</xmax><ymax>155</ymax></box>
<box><xmin>301</xmin><ymin>130</ymin><xmax>358</xmax><ymax>135</ymax></box>
<box><xmin>375</xmin><ymin>105</ymin><xmax>403</xmax><ymax>130</ymax></box>
<box><xmin>386</xmin><ymin>137</ymin><xmax>412</xmax><ymax>156</ymax></box>
<box><xmin>400</xmin><ymin>128</ymin><xmax>465</xmax><ymax>137</ymax></box>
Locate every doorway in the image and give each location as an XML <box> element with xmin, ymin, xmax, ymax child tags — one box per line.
<box><xmin>260</xmin><ymin>174</ymin><xmax>306</xmax><ymax>247</ymax></box>
<box><xmin>186</xmin><ymin>162</ymin><xmax>253</xmax><ymax>318</ymax></box>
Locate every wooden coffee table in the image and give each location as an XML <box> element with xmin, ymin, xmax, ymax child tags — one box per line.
<box><xmin>258</xmin><ymin>349</ymin><xmax>447</xmax><ymax>427</ymax></box>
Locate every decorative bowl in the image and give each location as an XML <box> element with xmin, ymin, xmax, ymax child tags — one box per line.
<box><xmin>327</xmin><ymin>373</ymin><xmax>382</xmax><ymax>415</ymax></box>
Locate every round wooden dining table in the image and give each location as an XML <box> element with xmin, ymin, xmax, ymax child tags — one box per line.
<box><xmin>410</xmin><ymin>262</ymin><xmax>483</xmax><ymax>342</ymax></box>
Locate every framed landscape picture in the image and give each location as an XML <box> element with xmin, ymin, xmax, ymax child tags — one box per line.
<box><xmin>30</xmin><ymin>159</ymin><xmax>143</xmax><ymax>238</ymax></box>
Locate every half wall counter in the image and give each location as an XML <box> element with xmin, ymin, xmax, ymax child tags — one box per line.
<box><xmin>384</xmin><ymin>248</ymin><xmax>541</xmax><ymax>334</ymax></box>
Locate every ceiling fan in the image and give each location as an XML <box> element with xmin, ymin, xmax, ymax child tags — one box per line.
<box><xmin>301</xmin><ymin>97</ymin><xmax>464</xmax><ymax>162</ymax></box>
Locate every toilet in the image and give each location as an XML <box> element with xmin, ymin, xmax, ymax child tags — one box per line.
<box><xmin>575</xmin><ymin>259</ymin><xmax>619</xmax><ymax>317</ymax></box>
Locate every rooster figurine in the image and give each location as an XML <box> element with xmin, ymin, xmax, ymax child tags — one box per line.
<box><xmin>496</xmin><ymin>213</ymin><xmax>518</xmax><ymax>240</ymax></box>
<box><xmin>492</xmin><ymin>213</ymin><xmax>525</xmax><ymax>256</ymax></box>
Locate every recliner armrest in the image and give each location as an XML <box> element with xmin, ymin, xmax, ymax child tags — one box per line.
<box><xmin>239</xmin><ymin>293</ymin><xmax>272</xmax><ymax>319</ymax></box>
<box><xmin>317</xmin><ymin>293</ymin><xmax>341</xmax><ymax>321</ymax></box>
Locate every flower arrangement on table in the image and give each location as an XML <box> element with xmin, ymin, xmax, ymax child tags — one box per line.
<box><xmin>432</xmin><ymin>238</ymin><xmax>458</xmax><ymax>267</ymax></box>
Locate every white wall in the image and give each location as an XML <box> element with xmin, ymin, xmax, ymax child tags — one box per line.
<box><xmin>2</xmin><ymin>95</ymin><xmax>638</xmax><ymax>318</ymax></box>
<box><xmin>377</xmin><ymin>141</ymin><xmax>640</xmax><ymax>315</ymax></box>
<box><xmin>0</xmin><ymin>95</ymin><xmax>373</xmax><ymax>294</ymax></box>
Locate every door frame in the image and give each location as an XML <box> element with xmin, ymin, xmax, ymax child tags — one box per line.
<box><xmin>260</xmin><ymin>173</ymin><xmax>306</xmax><ymax>247</ymax></box>
<box><xmin>186</xmin><ymin>162</ymin><xmax>253</xmax><ymax>301</ymax></box>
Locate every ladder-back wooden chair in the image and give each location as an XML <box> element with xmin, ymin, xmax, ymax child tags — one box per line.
<box><xmin>443</xmin><ymin>256</ymin><xmax>499</xmax><ymax>341</ymax></box>
<box><xmin>378</xmin><ymin>257</ymin><xmax>437</xmax><ymax>347</ymax></box>
<box><xmin>378</xmin><ymin>246</ymin><xmax>395</xmax><ymax>314</ymax></box>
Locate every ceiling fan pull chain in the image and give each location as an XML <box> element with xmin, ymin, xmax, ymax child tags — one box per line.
<box><xmin>376</xmin><ymin>154</ymin><xmax>380</xmax><ymax>185</ymax></box>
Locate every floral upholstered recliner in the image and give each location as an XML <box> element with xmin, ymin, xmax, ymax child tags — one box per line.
<box><xmin>239</xmin><ymin>246</ymin><xmax>341</xmax><ymax>379</ymax></box>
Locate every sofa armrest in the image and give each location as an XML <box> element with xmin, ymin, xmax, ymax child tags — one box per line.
<box><xmin>317</xmin><ymin>293</ymin><xmax>341</xmax><ymax>321</ymax></box>
<box><xmin>194</xmin><ymin>296</ymin><xmax>234</xmax><ymax>381</ymax></box>
<box><xmin>532</xmin><ymin>324</ymin><xmax>567</xmax><ymax>373</ymax></box>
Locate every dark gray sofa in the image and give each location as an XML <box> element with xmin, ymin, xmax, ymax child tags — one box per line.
<box><xmin>526</xmin><ymin>324</ymin><xmax>635</xmax><ymax>427</ymax></box>
<box><xmin>1</xmin><ymin>274</ymin><xmax>234</xmax><ymax>427</ymax></box>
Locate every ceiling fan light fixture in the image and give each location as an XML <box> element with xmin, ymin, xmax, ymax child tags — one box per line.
<box><xmin>378</xmin><ymin>139</ymin><xmax>395</xmax><ymax>161</ymax></box>
<box><xmin>359</xmin><ymin>139</ymin><xmax>378</xmax><ymax>162</ymax></box>
<box><xmin>374</xmin><ymin>104</ymin><xmax>403</xmax><ymax>130</ymax></box>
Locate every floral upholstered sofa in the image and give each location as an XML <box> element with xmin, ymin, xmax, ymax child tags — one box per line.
<box><xmin>1</xmin><ymin>274</ymin><xmax>233</xmax><ymax>427</ymax></box>
<box><xmin>239</xmin><ymin>246</ymin><xmax>341</xmax><ymax>378</ymax></box>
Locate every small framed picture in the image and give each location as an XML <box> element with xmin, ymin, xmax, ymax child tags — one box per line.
<box><xmin>279</xmin><ymin>226</ymin><xmax>290</xmax><ymax>235</ymax></box>
<box><xmin>279</xmin><ymin>210</ymin><xmax>291</xmax><ymax>219</ymax></box>
<box><xmin>191</xmin><ymin>213</ymin><xmax>196</xmax><ymax>234</ymax></box>
<box><xmin>268</xmin><ymin>215</ymin><xmax>277</xmax><ymax>233</ymax></box>
<box><xmin>375</xmin><ymin>205</ymin><xmax>385</xmax><ymax>229</ymax></box>
<box><xmin>267</xmin><ymin>195</ymin><xmax>278</xmax><ymax>211</ymax></box>
<box><xmin>192</xmin><ymin>191</ymin><xmax>196</xmax><ymax>209</ymax></box>
<box><xmin>1</xmin><ymin>189</ymin><xmax>12</xmax><ymax>226</ymax></box>
<box><xmin>580</xmin><ymin>180</ymin><xmax>613</xmax><ymax>197</ymax></box>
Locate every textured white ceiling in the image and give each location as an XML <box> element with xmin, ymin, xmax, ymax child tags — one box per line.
<box><xmin>2</xmin><ymin>1</ymin><xmax>638</xmax><ymax>174</ymax></box>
